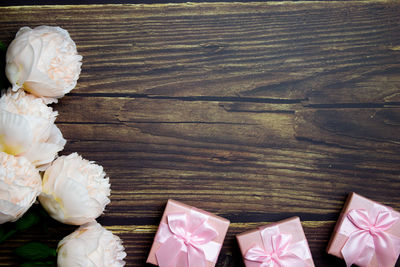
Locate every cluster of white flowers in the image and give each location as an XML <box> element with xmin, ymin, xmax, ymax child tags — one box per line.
<box><xmin>0</xmin><ymin>26</ymin><xmax>126</xmax><ymax>266</ymax></box>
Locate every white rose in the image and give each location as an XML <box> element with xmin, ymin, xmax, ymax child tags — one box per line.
<box><xmin>6</xmin><ymin>26</ymin><xmax>82</xmax><ymax>103</ymax></box>
<box><xmin>57</xmin><ymin>222</ymin><xmax>126</xmax><ymax>267</ymax></box>
<box><xmin>0</xmin><ymin>89</ymin><xmax>66</xmax><ymax>170</ymax></box>
<box><xmin>0</xmin><ymin>152</ymin><xmax>41</xmax><ymax>224</ymax></box>
<box><xmin>39</xmin><ymin>153</ymin><xmax>111</xmax><ymax>225</ymax></box>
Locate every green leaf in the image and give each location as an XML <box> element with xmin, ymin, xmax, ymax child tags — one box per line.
<box><xmin>0</xmin><ymin>226</ymin><xmax>4</xmax><ymax>239</ymax></box>
<box><xmin>15</xmin><ymin>242</ymin><xmax>57</xmax><ymax>261</ymax></box>
<box><xmin>20</xmin><ymin>261</ymin><xmax>55</xmax><ymax>267</ymax></box>
<box><xmin>0</xmin><ymin>206</ymin><xmax>45</xmax><ymax>244</ymax></box>
<box><xmin>15</xmin><ymin>209</ymin><xmax>41</xmax><ymax>231</ymax></box>
<box><xmin>0</xmin><ymin>41</ymin><xmax>6</xmax><ymax>52</ymax></box>
<box><xmin>0</xmin><ymin>229</ymin><xmax>16</xmax><ymax>244</ymax></box>
<box><xmin>38</xmin><ymin>205</ymin><xmax>51</xmax><ymax>219</ymax></box>
<box><xmin>0</xmin><ymin>41</ymin><xmax>9</xmax><ymax>91</ymax></box>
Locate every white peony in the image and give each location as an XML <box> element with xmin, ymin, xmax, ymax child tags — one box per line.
<box><xmin>0</xmin><ymin>89</ymin><xmax>66</xmax><ymax>170</ymax></box>
<box><xmin>39</xmin><ymin>153</ymin><xmax>111</xmax><ymax>225</ymax></box>
<box><xmin>0</xmin><ymin>152</ymin><xmax>41</xmax><ymax>224</ymax></box>
<box><xmin>6</xmin><ymin>25</ymin><xmax>82</xmax><ymax>103</ymax></box>
<box><xmin>57</xmin><ymin>222</ymin><xmax>126</xmax><ymax>267</ymax></box>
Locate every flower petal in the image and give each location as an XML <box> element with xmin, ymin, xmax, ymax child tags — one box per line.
<box><xmin>22</xmin><ymin>142</ymin><xmax>64</xmax><ymax>169</ymax></box>
<box><xmin>0</xmin><ymin>110</ymin><xmax>32</xmax><ymax>155</ymax></box>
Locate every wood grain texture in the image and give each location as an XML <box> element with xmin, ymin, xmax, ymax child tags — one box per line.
<box><xmin>1</xmin><ymin>0</ymin><xmax>391</xmax><ymax>8</ymax></box>
<box><xmin>0</xmin><ymin>2</ymin><xmax>399</xmax><ymax>266</ymax></box>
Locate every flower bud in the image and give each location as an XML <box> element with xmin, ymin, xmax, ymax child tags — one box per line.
<box><xmin>6</xmin><ymin>26</ymin><xmax>82</xmax><ymax>102</ymax></box>
<box><xmin>39</xmin><ymin>153</ymin><xmax>111</xmax><ymax>225</ymax></box>
<box><xmin>57</xmin><ymin>222</ymin><xmax>126</xmax><ymax>267</ymax></box>
<box><xmin>0</xmin><ymin>152</ymin><xmax>41</xmax><ymax>224</ymax></box>
<box><xmin>0</xmin><ymin>89</ymin><xmax>66</xmax><ymax>170</ymax></box>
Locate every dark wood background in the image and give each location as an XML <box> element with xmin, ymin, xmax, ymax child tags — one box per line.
<box><xmin>1</xmin><ymin>1</ymin><xmax>400</xmax><ymax>266</ymax></box>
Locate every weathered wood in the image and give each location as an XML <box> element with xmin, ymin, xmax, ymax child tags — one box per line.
<box><xmin>0</xmin><ymin>220</ymin><xmax>342</xmax><ymax>266</ymax></box>
<box><xmin>0</xmin><ymin>2</ymin><xmax>399</xmax><ymax>266</ymax></box>
<box><xmin>1</xmin><ymin>2</ymin><xmax>400</xmax><ymax>102</ymax></box>
<box><xmin>295</xmin><ymin>108</ymin><xmax>400</xmax><ymax>150</ymax></box>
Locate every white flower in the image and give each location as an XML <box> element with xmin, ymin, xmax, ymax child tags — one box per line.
<box><xmin>0</xmin><ymin>152</ymin><xmax>41</xmax><ymax>224</ymax></box>
<box><xmin>0</xmin><ymin>89</ymin><xmax>66</xmax><ymax>170</ymax></box>
<box><xmin>39</xmin><ymin>153</ymin><xmax>111</xmax><ymax>225</ymax></box>
<box><xmin>57</xmin><ymin>222</ymin><xmax>126</xmax><ymax>267</ymax></box>
<box><xmin>6</xmin><ymin>26</ymin><xmax>82</xmax><ymax>103</ymax></box>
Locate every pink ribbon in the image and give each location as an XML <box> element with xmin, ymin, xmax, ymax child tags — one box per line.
<box><xmin>155</xmin><ymin>212</ymin><xmax>218</xmax><ymax>267</ymax></box>
<box><xmin>244</xmin><ymin>226</ymin><xmax>310</xmax><ymax>267</ymax></box>
<box><xmin>341</xmin><ymin>208</ymin><xmax>400</xmax><ymax>267</ymax></box>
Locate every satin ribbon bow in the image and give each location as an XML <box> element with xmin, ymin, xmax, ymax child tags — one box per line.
<box><xmin>244</xmin><ymin>226</ymin><xmax>309</xmax><ymax>267</ymax></box>
<box><xmin>155</xmin><ymin>212</ymin><xmax>218</xmax><ymax>267</ymax></box>
<box><xmin>341</xmin><ymin>208</ymin><xmax>400</xmax><ymax>267</ymax></box>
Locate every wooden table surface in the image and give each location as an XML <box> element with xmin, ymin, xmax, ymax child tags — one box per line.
<box><xmin>1</xmin><ymin>2</ymin><xmax>400</xmax><ymax>266</ymax></box>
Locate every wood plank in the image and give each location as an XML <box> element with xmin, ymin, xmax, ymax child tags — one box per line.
<box><xmin>0</xmin><ymin>221</ymin><xmax>343</xmax><ymax>266</ymax></box>
<box><xmin>1</xmin><ymin>2</ymin><xmax>399</xmax><ymax>102</ymax></box>
<box><xmin>295</xmin><ymin>108</ymin><xmax>400</xmax><ymax>151</ymax></box>
<box><xmin>57</xmin><ymin>123</ymin><xmax>400</xmax><ymax>217</ymax></box>
<box><xmin>0</xmin><ymin>0</ymin><xmax>384</xmax><ymax>8</ymax></box>
<box><xmin>0</xmin><ymin>2</ymin><xmax>399</xmax><ymax>267</ymax></box>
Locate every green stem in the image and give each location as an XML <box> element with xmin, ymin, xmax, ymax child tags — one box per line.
<box><xmin>0</xmin><ymin>229</ymin><xmax>17</xmax><ymax>244</ymax></box>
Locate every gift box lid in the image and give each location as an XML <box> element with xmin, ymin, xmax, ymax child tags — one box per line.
<box><xmin>236</xmin><ymin>216</ymin><xmax>314</xmax><ymax>267</ymax></box>
<box><xmin>146</xmin><ymin>199</ymin><xmax>230</xmax><ymax>266</ymax></box>
<box><xmin>326</xmin><ymin>192</ymin><xmax>400</xmax><ymax>267</ymax></box>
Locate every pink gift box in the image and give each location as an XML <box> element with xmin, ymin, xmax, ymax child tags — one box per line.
<box><xmin>146</xmin><ymin>199</ymin><xmax>230</xmax><ymax>267</ymax></box>
<box><xmin>236</xmin><ymin>217</ymin><xmax>315</xmax><ymax>267</ymax></box>
<box><xmin>327</xmin><ymin>192</ymin><xmax>400</xmax><ymax>267</ymax></box>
